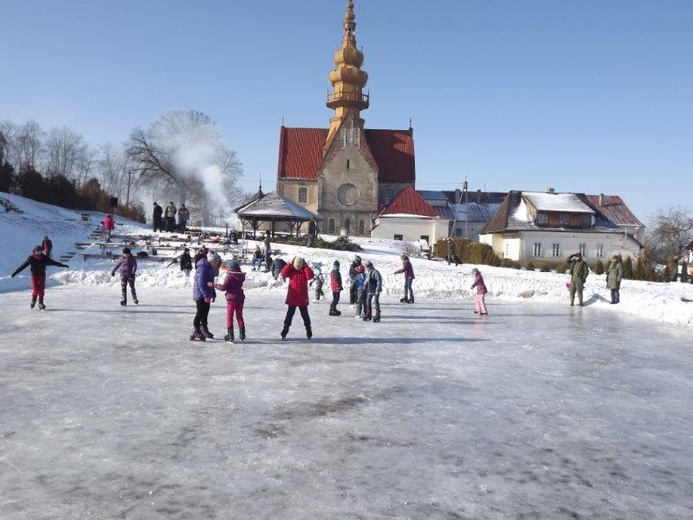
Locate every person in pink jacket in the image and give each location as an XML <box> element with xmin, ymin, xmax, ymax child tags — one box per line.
<box><xmin>279</xmin><ymin>256</ymin><xmax>314</xmax><ymax>340</ymax></box>
<box><xmin>215</xmin><ymin>260</ymin><xmax>246</xmax><ymax>343</ymax></box>
<box><xmin>470</xmin><ymin>267</ymin><xmax>488</xmax><ymax>315</ymax></box>
<box><xmin>102</xmin><ymin>214</ymin><xmax>115</xmax><ymax>242</ymax></box>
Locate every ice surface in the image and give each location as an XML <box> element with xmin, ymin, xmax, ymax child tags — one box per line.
<box><xmin>1</xmin><ymin>193</ymin><xmax>693</xmax><ymax>518</ymax></box>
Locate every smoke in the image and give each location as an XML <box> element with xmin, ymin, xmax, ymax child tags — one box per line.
<box><xmin>151</xmin><ymin>111</ymin><xmax>233</xmax><ymax>217</ymax></box>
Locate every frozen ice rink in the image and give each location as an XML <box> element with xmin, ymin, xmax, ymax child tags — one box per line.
<box><xmin>1</xmin><ymin>287</ymin><xmax>692</xmax><ymax>519</ymax></box>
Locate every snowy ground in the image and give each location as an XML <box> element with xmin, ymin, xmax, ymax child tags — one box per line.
<box><xmin>1</xmin><ymin>193</ymin><xmax>693</xmax><ymax>519</ymax></box>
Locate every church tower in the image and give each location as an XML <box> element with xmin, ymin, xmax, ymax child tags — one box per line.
<box><xmin>276</xmin><ymin>0</ymin><xmax>416</xmax><ymax>237</ymax></box>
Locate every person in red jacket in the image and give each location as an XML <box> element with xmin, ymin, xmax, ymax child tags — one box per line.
<box><xmin>328</xmin><ymin>260</ymin><xmax>343</xmax><ymax>316</ymax></box>
<box><xmin>11</xmin><ymin>245</ymin><xmax>69</xmax><ymax>310</ymax></box>
<box><xmin>279</xmin><ymin>256</ymin><xmax>314</xmax><ymax>340</ymax></box>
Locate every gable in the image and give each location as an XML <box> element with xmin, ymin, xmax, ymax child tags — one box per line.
<box><xmin>379</xmin><ymin>185</ymin><xmax>437</xmax><ymax>217</ymax></box>
<box><xmin>277</xmin><ymin>126</ymin><xmax>415</xmax><ymax>184</ymax></box>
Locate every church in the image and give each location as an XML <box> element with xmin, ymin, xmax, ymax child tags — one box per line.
<box><xmin>275</xmin><ymin>0</ymin><xmax>416</xmax><ymax>237</ymax></box>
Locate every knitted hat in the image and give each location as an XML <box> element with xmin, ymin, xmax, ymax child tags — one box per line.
<box><xmin>32</xmin><ymin>245</ymin><xmax>43</xmax><ymax>255</ymax></box>
<box><xmin>333</xmin><ymin>260</ymin><xmax>340</xmax><ymax>267</ymax></box>
<box><xmin>207</xmin><ymin>252</ymin><xmax>221</xmax><ymax>263</ymax></box>
<box><xmin>365</xmin><ymin>261</ymin><xmax>373</xmax><ymax>268</ymax></box>
<box><xmin>228</xmin><ymin>260</ymin><xmax>240</xmax><ymax>270</ymax></box>
<box><xmin>122</xmin><ymin>247</ymin><xmax>131</xmax><ymax>255</ymax></box>
<box><xmin>293</xmin><ymin>257</ymin><xmax>304</xmax><ymax>269</ymax></box>
<box><xmin>355</xmin><ymin>265</ymin><xmax>365</xmax><ymax>274</ymax></box>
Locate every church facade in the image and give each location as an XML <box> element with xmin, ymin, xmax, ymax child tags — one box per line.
<box><xmin>276</xmin><ymin>0</ymin><xmax>416</xmax><ymax>236</ymax></box>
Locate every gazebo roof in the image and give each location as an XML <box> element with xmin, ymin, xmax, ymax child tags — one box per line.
<box><xmin>235</xmin><ymin>191</ymin><xmax>318</xmax><ymax>222</ymax></box>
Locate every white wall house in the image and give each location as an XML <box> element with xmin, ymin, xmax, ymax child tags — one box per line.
<box><xmin>479</xmin><ymin>190</ymin><xmax>643</xmax><ymax>263</ymax></box>
<box><xmin>371</xmin><ymin>213</ymin><xmax>448</xmax><ymax>244</ymax></box>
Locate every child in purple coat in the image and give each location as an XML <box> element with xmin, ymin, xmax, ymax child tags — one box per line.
<box><xmin>111</xmin><ymin>247</ymin><xmax>138</xmax><ymax>306</ymax></box>
<box><xmin>191</xmin><ymin>252</ymin><xmax>219</xmax><ymax>341</ymax></box>
<box><xmin>215</xmin><ymin>260</ymin><xmax>246</xmax><ymax>343</ymax></box>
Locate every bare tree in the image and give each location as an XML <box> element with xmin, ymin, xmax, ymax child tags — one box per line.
<box><xmin>95</xmin><ymin>144</ymin><xmax>130</xmax><ymax>201</ymax></box>
<box><xmin>13</xmin><ymin>120</ymin><xmax>44</xmax><ymax>172</ymax></box>
<box><xmin>44</xmin><ymin>126</ymin><xmax>91</xmax><ymax>184</ymax></box>
<box><xmin>126</xmin><ymin>110</ymin><xmax>243</xmax><ymax>224</ymax></box>
<box><xmin>646</xmin><ymin>205</ymin><xmax>693</xmax><ymax>272</ymax></box>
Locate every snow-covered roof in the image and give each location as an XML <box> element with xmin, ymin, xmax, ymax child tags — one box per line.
<box><xmin>236</xmin><ymin>191</ymin><xmax>318</xmax><ymax>221</ymax></box>
<box><xmin>522</xmin><ymin>192</ymin><xmax>594</xmax><ymax>214</ymax></box>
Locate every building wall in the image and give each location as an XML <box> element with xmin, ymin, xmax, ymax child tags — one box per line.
<box><xmin>372</xmin><ymin>216</ymin><xmax>448</xmax><ymax>244</ymax></box>
<box><xmin>318</xmin><ymin>144</ymin><xmax>378</xmax><ymax>236</ymax></box>
<box><xmin>480</xmin><ymin>230</ymin><xmax>641</xmax><ymax>262</ymax></box>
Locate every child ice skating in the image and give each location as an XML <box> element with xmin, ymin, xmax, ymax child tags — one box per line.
<box><xmin>191</xmin><ymin>252</ymin><xmax>219</xmax><ymax>341</ymax></box>
<box><xmin>394</xmin><ymin>254</ymin><xmax>415</xmax><ymax>303</ymax></box>
<box><xmin>470</xmin><ymin>268</ymin><xmax>488</xmax><ymax>315</ymax></box>
<box><xmin>111</xmin><ymin>247</ymin><xmax>138</xmax><ymax>306</ymax></box>
<box><xmin>11</xmin><ymin>245</ymin><xmax>69</xmax><ymax>310</ymax></box>
<box><xmin>215</xmin><ymin>260</ymin><xmax>246</xmax><ymax>343</ymax></box>
<box><xmin>310</xmin><ymin>265</ymin><xmax>325</xmax><ymax>301</ymax></box>
<box><xmin>328</xmin><ymin>260</ymin><xmax>343</xmax><ymax>316</ymax></box>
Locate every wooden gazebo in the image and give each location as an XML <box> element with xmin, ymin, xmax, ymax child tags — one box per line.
<box><xmin>234</xmin><ymin>191</ymin><xmax>318</xmax><ymax>238</ymax></box>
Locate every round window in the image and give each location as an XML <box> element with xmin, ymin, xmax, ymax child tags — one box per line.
<box><xmin>337</xmin><ymin>183</ymin><xmax>359</xmax><ymax>206</ymax></box>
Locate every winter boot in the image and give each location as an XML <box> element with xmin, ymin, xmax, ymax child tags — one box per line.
<box><xmin>120</xmin><ymin>300</ymin><xmax>127</xmax><ymax>306</ymax></box>
<box><xmin>400</xmin><ymin>297</ymin><xmax>407</xmax><ymax>303</ymax></box>
<box><xmin>306</xmin><ymin>326</ymin><xmax>313</xmax><ymax>339</ymax></box>
<box><xmin>407</xmin><ymin>297</ymin><xmax>414</xmax><ymax>304</ymax></box>
<box><xmin>224</xmin><ymin>327</ymin><xmax>234</xmax><ymax>343</ymax></box>
<box><xmin>38</xmin><ymin>298</ymin><xmax>46</xmax><ymax>311</ymax></box>
<box><xmin>281</xmin><ymin>325</ymin><xmax>289</xmax><ymax>340</ymax></box>
<box><xmin>239</xmin><ymin>327</ymin><xmax>246</xmax><ymax>341</ymax></box>
<box><xmin>335</xmin><ymin>310</ymin><xmax>341</xmax><ymax>316</ymax></box>
<box><xmin>30</xmin><ymin>296</ymin><xmax>37</xmax><ymax>309</ymax></box>
<box><xmin>190</xmin><ymin>328</ymin><xmax>206</xmax><ymax>341</ymax></box>
<box><xmin>373</xmin><ymin>313</ymin><xmax>381</xmax><ymax>323</ymax></box>
<box><xmin>201</xmin><ymin>326</ymin><xmax>214</xmax><ymax>339</ymax></box>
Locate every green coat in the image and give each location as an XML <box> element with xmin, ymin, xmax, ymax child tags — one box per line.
<box><xmin>569</xmin><ymin>259</ymin><xmax>589</xmax><ymax>285</ymax></box>
<box><xmin>607</xmin><ymin>261</ymin><xmax>623</xmax><ymax>290</ymax></box>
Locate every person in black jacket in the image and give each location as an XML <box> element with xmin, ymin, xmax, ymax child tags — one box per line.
<box><xmin>152</xmin><ymin>202</ymin><xmax>163</xmax><ymax>232</ymax></box>
<box><xmin>180</xmin><ymin>247</ymin><xmax>193</xmax><ymax>279</ymax></box>
<box><xmin>348</xmin><ymin>255</ymin><xmax>362</xmax><ymax>305</ymax></box>
<box><xmin>11</xmin><ymin>245</ymin><xmax>69</xmax><ymax>310</ymax></box>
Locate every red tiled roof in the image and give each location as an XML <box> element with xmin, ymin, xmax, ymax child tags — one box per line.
<box><xmin>379</xmin><ymin>185</ymin><xmax>438</xmax><ymax>217</ymax></box>
<box><xmin>277</xmin><ymin>126</ymin><xmax>415</xmax><ymax>184</ymax></box>
<box><xmin>586</xmin><ymin>195</ymin><xmax>643</xmax><ymax>227</ymax></box>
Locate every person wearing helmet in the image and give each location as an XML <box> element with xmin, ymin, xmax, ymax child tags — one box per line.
<box><xmin>111</xmin><ymin>247</ymin><xmax>138</xmax><ymax>306</ymax></box>
<box><xmin>11</xmin><ymin>245</ymin><xmax>69</xmax><ymax>310</ymax></box>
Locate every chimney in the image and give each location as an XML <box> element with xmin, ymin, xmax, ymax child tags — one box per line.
<box><xmin>476</xmin><ymin>189</ymin><xmax>481</xmax><ymax>204</ymax></box>
<box><xmin>599</xmin><ymin>193</ymin><xmax>604</xmax><ymax>206</ymax></box>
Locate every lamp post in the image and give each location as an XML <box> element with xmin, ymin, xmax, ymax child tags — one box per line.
<box><xmin>463</xmin><ymin>176</ymin><xmax>469</xmax><ymax>239</ymax></box>
<box><xmin>125</xmin><ymin>170</ymin><xmax>133</xmax><ymax>206</ymax></box>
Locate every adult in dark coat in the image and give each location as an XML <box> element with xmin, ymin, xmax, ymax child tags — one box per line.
<box><xmin>279</xmin><ymin>257</ymin><xmax>314</xmax><ymax>340</ymax></box>
<box><xmin>191</xmin><ymin>252</ymin><xmax>218</xmax><ymax>341</ymax></box>
<box><xmin>11</xmin><ymin>245</ymin><xmax>69</xmax><ymax>309</ymax></box>
<box><xmin>152</xmin><ymin>202</ymin><xmax>163</xmax><ymax>232</ymax></box>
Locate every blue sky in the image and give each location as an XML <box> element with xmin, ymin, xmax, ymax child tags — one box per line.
<box><xmin>2</xmin><ymin>0</ymin><xmax>691</xmax><ymax>223</ymax></box>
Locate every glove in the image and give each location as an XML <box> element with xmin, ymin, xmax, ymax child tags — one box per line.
<box><xmin>204</xmin><ymin>297</ymin><xmax>212</xmax><ymax>303</ymax></box>
<box><xmin>111</xmin><ymin>272</ymin><xmax>115</xmax><ymax>277</ymax></box>
<box><xmin>64</xmin><ymin>265</ymin><xmax>69</xmax><ymax>269</ymax></box>
<box><xmin>11</xmin><ymin>273</ymin><xmax>16</xmax><ymax>278</ymax></box>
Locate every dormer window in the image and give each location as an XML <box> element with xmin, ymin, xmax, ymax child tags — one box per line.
<box><xmin>559</xmin><ymin>214</ymin><xmax>569</xmax><ymax>226</ymax></box>
<box><xmin>537</xmin><ymin>213</ymin><xmax>548</xmax><ymax>225</ymax></box>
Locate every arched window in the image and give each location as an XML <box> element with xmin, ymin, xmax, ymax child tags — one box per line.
<box><xmin>358</xmin><ymin>220</ymin><xmax>365</xmax><ymax>235</ymax></box>
<box><xmin>298</xmin><ymin>187</ymin><xmax>308</xmax><ymax>204</ymax></box>
<box><xmin>328</xmin><ymin>218</ymin><xmax>335</xmax><ymax>234</ymax></box>
<box><xmin>344</xmin><ymin>218</ymin><xmax>351</xmax><ymax>234</ymax></box>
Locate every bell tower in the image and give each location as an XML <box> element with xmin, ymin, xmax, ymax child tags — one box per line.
<box><xmin>324</xmin><ymin>0</ymin><xmax>369</xmax><ymax>151</ymax></box>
